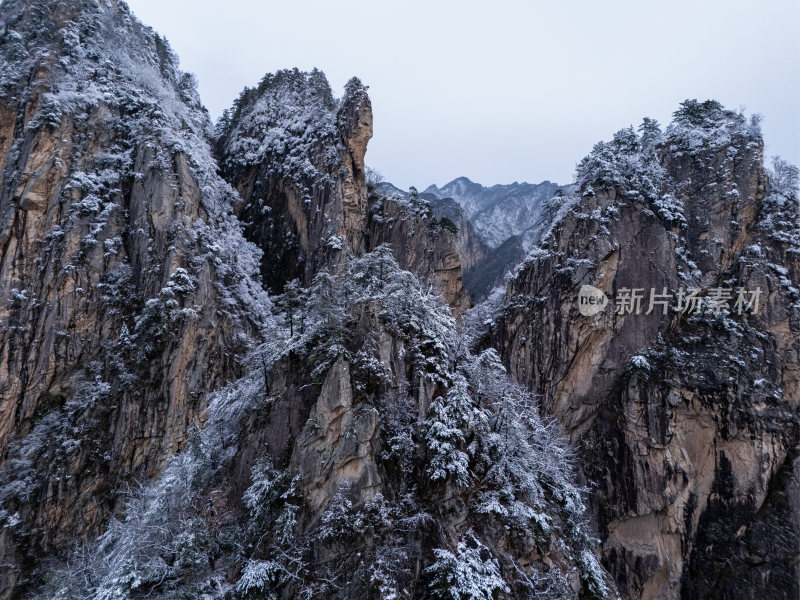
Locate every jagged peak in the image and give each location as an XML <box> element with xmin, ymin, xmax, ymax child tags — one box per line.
<box><xmin>339</xmin><ymin>76</ymin><xmax>370</xmax><ymax>123</ymax></box>
<box><xmin>216</xmin><ymin>68</ymin><xmax>372</xmax><ymax>181</ymax></box>
<box><xmin>666</xmin><ymin>98</ymin><xmax>763</xmax><ymax>155</ymax></box>
<box><xmin>428</xmin><ymin>177</ymin><xmax>561</xmax><ymax>195</ymax></box>
<box><xmin>0</xmin><ymin>0</ymin><xmax>183</xmax><ymax>85</ymax></box>
<box><xmin>218</xmin><ymin>69</ymin><xmax>371</xmax><ymax>135</ymax></box>
<box><xmin>575</xmin><ymin>99</ymin><xmax>764</xmax><ymax>207</ymax></box>
<box><xmin>672</xmin><ymin>99</ymin><xmax>748</xmax><ymax>130</ymax></box>
<box><xmin>443</xmin><ymin>176</ymin><xmax>476</xmax><ymax>187</ymax></box>
<box><xmin>231</xmin><ymin>68</ymin><xmax>336</xmax><ymax>117</ymax></box>
<box><xmin>337</xmin><ymin>75</ymin><xmax>372</xmax><ymax>169</ymax></box>
<box><xmin>342</xmin><ymin>75</ymin><xmax>368</xmax><ymax>101</ymax></box>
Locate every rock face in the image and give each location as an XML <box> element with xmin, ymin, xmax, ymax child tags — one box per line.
<box><xmin>380</xmin><ymin>185</ymin><xmax>525</xmax><ymax>303</ymax></box>
<box><xmin>0</xmin><ymin>3</ymin><xmax>565</xmax><ymax>598</ymax></box>
<box><xmin>215</xmin><ymin>70</ymin><xmax>372</xmax><ymax>293</ymax></box>
<box><xmin>222</xmin><ymin>275</ymin><xmax>605</xmax><ymax>598</ymax></box>
<box><xmin>0</xmin><ymin>1</ymin><xmax>268</xmax><ymax>595</ymax></box>
<box><xmin>365</xmin><ymin>189</ymin><xmax>471</xmax><ymax>314</ymax></box>
<box><xmin>462</xmin><ymin>234</ymin><xmax>526</xmax><ymax>302</ymax></box>
<box><xmin>216</xmin><ymin>73</ymin><xmax>471</xmax><ymax>313</ymax></box>
<box><xmin>22</xmin><ymin>248</ymin><xmax>610</xmax><ymax>599</ymax></box>
<box><xmin>489</xmin><ymin>104</ymin><xmax>800</xmax><ymax>599</ymax></box>
<box><xmin>427</xmin><ymin>195</ymin><xmax>526</xmax><ymax>303</ymax></box>
<box><xmin>288</xmin><ymin>356</ymin><xmax>381</xmax><ymax>512</ymax></box>
<box><xmin>0</xmin><ymin>3</ymin><xmax>797</xmax><ymax>600</ymax></box>
<box><xmin>424</xmin><ymin>177</ymin><xmax>566</xmax><ymax>249</ymax></box>
<box><xmin>426</xmin><ymin>195</ymin><xmax>491</xmax><ymax>273</ymax></box>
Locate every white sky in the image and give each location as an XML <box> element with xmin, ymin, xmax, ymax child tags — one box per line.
<box><xmin>126</xmin><ymin>0</ymin><xmax>800</xmax><ymax>190</ymax></box>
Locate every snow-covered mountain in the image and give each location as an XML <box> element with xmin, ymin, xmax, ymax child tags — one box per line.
<box><xmin>0</xmin><ymin>2</ymin><xmax>593</xmax><ymax>597</ymax></box>
<box><xmin>0</xmin><ymin>1</ymin><xmax>798</xmax><ymax>599</ymax></box>
<box><xmin>423</xmin><ymin>177</ymin><xmax>571</xmax><ymax>249</ymax></box>
<box><xmin>377</xmin><ymin>183</ymin><xmax>526</xmax><ymax>301</ymax></box>
<box><xmin>490</xmin><ymin>105</ymin><xmax>800</xmax><ymax>600</ymax></box>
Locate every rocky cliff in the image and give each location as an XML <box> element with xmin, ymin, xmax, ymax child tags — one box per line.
<box><xmin>0</xmin><ymin>0</ymin><xmax>269</xmax><ymax>595</ymax></box>
<box><xmin>488</xmin><ymin>105</ymin><xmax>800</xmax><ymax>599</ymax></box>
<box><xmin>364</xmin><ymin>188</ymin><xmax>471</xmax><ymax>314</ymax></box>
<box><xmin>380</xmin><ymin>184</ymin><xmax>525</xmax><ymax>303</ymax></box>
<box><xmin>215</xmin><ymin>72</ymin><xmax>470</xmax><ymax>313</ymax></box>
<box><xmin>424</xmin><ymin>194</ymin><xmax>491</xmax><ymax>273</ymax></box>
<box><xmin>0</xmin><ymin>2</ymin><xmax>797</xmax><ymax>599</ymax></box>
<box><xmin>21</xmin><ymin>249</ymin><xmax>611</xmax><ymax>600</ymax></box>
<box><xmin>462</xmin><ymin>234</ymin><xmax>525</xmax><ymax>302</ymax></box>
<box><xmin>215</xmin><ymin>70</ymin><xmax>372</xmax><ymax>293</ymax></box>
<box><xmin>0</xmin><ymin>2</ymin><xmax>600</xmax><ymax>598</ymax></box>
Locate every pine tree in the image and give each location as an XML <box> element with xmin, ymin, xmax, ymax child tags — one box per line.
<box><xmin>426</xmin><ymin>534</ymin><xmax>509</xmax><ymax>600</ymax></box>
<box><xmin>638</xmin><ymin>117</ymin><xmax>662</xmax><ymax>150</ymax></box>
<box><xmin>276</xmin><ymin>278</ymin><xmax>304</xmax><ymax>336</ymax></box>
<box><xmin>425</xmin><ymin>377</ymin><xmax>480</xmax><ymax>488</ymax></box>
<box><xmin>306</xmin><ymin>269</ymin><xmax>348</xmax><ymax>340</ymax></box>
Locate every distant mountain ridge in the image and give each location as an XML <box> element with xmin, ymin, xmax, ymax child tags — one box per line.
<box><xmin>376</xmin><ymin>182</ymin><xmax>526</xmax><ymax>300</ymax></box>
<box><xmin>383</xmin><ymin>177</ymin><xmax>570</xmax><ymax>249</ymax></box>
<box><xmin>378</xmin><ymin>176</ymin><xmax>571</xmax><ymax>297</ymax></box>
<box><xmin>422</xmin><ymin>176</ymin><xmax>570</xmax><ymax>248</ymax></box>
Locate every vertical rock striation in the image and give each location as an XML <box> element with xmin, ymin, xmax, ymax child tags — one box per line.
<box><xmin>490</xmin><ymin>103</ymin><xmax>800</xmax><ymax>599</ymax></box>
<box><xmin>0</xmin><ymin>1</ymin><xmax>268</xmax><ymax>594</ymax></box>
<box><xmin>365</xmin><ymin>188</ymin><xmax>471</xmax><ymax>314</ymax></box>
<box><xmin>215</xmin><ymin>70</ymin><xmax>373</xmax><ymax>293</ymax></box>
<box><xmin>0</xmin><ymin>3</ymin><xmax>795</xmax><ymax>599</ymax></box>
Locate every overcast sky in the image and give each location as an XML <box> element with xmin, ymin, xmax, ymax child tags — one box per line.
<box><xmin>126</xmin><ymin>0</ymin><xmax>800</xmax><ymax>190</ymax></box>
